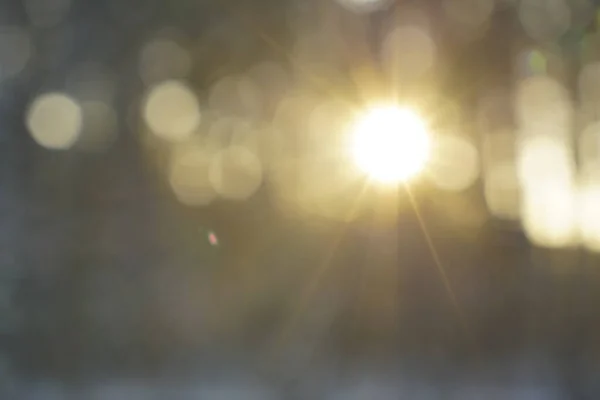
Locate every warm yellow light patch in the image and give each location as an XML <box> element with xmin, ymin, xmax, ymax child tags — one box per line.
<box><xmin>350</xmin><ymin>105</ymin><xmax>430</xmax><ymax>184</ymax></box>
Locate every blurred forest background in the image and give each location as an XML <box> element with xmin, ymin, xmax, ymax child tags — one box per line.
<box><xmin>2</xmin><ymin>0</ymin><xmax>600</xmax><ymax>398</ymax></box>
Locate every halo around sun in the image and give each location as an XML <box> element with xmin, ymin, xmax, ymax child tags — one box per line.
<box><xmin>350</xmin><ymin>105</ymin><xmax>431</xmax><ymax>184</ymax></box>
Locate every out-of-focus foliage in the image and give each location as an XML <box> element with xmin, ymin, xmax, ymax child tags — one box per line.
<box><xmin>1</xmin><ymin>0</ymin><xmax>600</xmax><ymax>398</ymax></box>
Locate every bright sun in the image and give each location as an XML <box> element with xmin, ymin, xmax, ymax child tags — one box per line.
<box><xmin>350</xmin><ymin>105</ymin><xmax>431</xmax><ymax>184</ymax></box>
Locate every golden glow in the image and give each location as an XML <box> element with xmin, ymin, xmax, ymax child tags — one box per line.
<box><xmin>579</xmin><ymin>184</ymin><xmax>600</xmax><ymax>252</ymax></box>
<box><xmin>521</xmin><ymin>183</ymin><xmax>579</xmax><ymax>248</ymax></box>
<box><xmin>350</xmin><ymin>105</ymin><xmax>430</xmax><ymax>184</ymax></box>
<box><xmin>143</xmin><ymin>80</ymin><xmax>201</xmax><ymax>142</ymax></box>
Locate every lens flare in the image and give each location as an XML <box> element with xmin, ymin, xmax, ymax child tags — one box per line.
<box><xmin>350</xmin><ymin>105</ymin><xmax>430</xmax><ymax>184</ymax></box>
